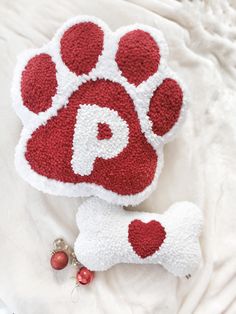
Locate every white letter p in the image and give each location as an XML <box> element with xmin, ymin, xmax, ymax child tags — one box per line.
<box><xmin>71</xmin><ymin>104</ymin><xmax>129</xmax><ymax>176</ymax></box>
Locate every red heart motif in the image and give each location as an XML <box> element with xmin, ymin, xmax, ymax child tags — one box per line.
<box><xmin>128</xmin><ymin>219</ymin><xmax>166</xmax><ymax>258</ymax></box>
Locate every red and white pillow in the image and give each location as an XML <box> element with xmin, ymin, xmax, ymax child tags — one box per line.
<box><xmin>12</xmin><ymin>16</ymin><xmax>186</xmax><ymax>206</ymax></box>
<box><xmin>75</xmin><ymin>197</ymin><xmax>203</xmax><ymax>277</ymax></box>
<box><xmin>12</xmin><ymin>16</ymin><xmax>202</xmax><ymax>277</ymax></box>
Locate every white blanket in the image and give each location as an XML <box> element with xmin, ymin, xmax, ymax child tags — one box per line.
<box><xmin>0</xmin><ymin>0</ymin><xmax>236</xmax><ymax>313</ymax></box>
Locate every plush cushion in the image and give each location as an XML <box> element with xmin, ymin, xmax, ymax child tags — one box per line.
<box><xmin>74</xmin><ymin>197</ymin><xmax>203</xmax><ymax>277</ymax></box>
<box><xmin>12</xmin><ymin>16</ymin><xmax>186</xmax><ymax>206</ymax></box>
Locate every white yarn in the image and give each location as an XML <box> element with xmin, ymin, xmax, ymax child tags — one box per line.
<box><xmin>74</xmin><ymin>197</ymin><xmax>203</xmax><ymax>277</ymax></box>
<box><xmin>12</xmin><ymin>15</ymin><xmax>187</xmax><ymax>206</ymax></box>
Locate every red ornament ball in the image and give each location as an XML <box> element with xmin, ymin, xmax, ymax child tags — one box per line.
<box><xmin>50</xmin><ymin>251</ymin><xmax>69</xmax><ymax>270</ymax></box>
<box><xmin>76</xmin><ymin>267</ymin><xmax>94</xmax><ymax>285</ymax></box>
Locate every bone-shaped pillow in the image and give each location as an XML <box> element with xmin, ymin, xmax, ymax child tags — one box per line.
<box><xmin>74</xmin><ymin>197</ymin><xmax>203</xmax><ymax>277</ymax></box>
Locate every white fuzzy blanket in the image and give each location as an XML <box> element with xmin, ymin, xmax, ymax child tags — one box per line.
<box><xmin>0</xmin><ymin>0</ymin><xmax>236</xmax><ymax>313</ymax></box>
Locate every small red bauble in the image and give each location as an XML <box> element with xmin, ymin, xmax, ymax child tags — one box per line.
<box><xmin>76</xmin><ymin>267</ymin><xmax>94</xmax><ymax>285</ymax></box>
<box><xmin>50</xmin><ymin>251</ymin><xmax>69</xmax><ymax>270</ymax></box>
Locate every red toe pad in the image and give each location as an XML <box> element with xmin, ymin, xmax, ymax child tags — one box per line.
<box><xmin>21</xmin><ymin>54</ymin><xmax>57</xmax><ymax>114</ymax></box>
<box><xmin>148</xmin><ymin>79</ymin><xmax>183</xmax><ymax>136</ymax></box>
<box><xmin>116</xmin><ymin>30</ymin><xmax>160</xmax><ymax>86</ymax></box>
<box><xmin>60</xmin><ymin>22</ymin><xmax>104</xmax><ymax>76</ymax></box>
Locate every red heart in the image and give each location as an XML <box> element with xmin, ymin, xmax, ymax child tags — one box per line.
<box><xmin>128</xmin><ymin>220</ymin><xmax>166</xmax><ymax>258</ymax></box>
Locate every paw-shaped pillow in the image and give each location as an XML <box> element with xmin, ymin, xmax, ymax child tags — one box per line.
<box><xmin>75</xmin><ymin>197</ymin><xmax>203</xmax><ymax>277</ymax></box>
<box><xmin>12</xmin><ymin>16</ymin><xmax>186</xmax><ymax>206</ymax></box>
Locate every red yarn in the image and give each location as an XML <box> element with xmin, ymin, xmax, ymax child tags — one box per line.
<box><xmin>60</xmin><ymin>22</ymin><xmax>104</xmax><ymax>75</ymax></box>
<box><xmin>128</xmin><ymin>219</ymin><xmax>166</xmax><ymax>258</ymax></box>
<box><xmin>116</xmin><ymin>30</ymin><xmax>160</xmax><ymax>86</ymax></box>
<box><xmin>21</xmin><ymin>54</ymin><xmax>57</xmax><ymax>113</ymax></box>
<box><xmin>20</xmin><ymin>23</ymin><xmax>184</xmax><ymax>198</ymax></box>
<box><xmin>148</xmin><ymin>79</ymin><xmax>183</xmax><ymax>136</ymax></box>
<box><xmin>97</xmin><ymin>123</ymin><xmax>112</xmax><ymax>140</ymax></box>
<box><xmin>25</xmin><ymin>80</ymin><xmax>158</xmax><ymax>195</ymax></box>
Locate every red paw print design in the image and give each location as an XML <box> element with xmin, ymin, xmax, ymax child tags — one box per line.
<box><xmin>12</xmin><ymin>16</ymin><xmax>186</xmax><ymax>206</ymax></box>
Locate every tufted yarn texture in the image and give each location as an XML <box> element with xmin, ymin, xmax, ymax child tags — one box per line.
<box><xmin>21</xmin><ymin>54</ymin><xmax>57</xmax><ymax>113</ymax></box>
<box><xmin>74</xmin><ymin>197</ymin><xmax>203</xmax><ymax>277</ymax></box>
<box><xmin>12</xmin><ymin>15</ymin><xmax>186</xmax><ymax>206</ymax></box>
<box><xmin>115</xmin><ymin>29</ymin><xmax>160</xmax><ymax>86</ymax></box>
<box><xmin>128</xmin><ymin>219</ymin><xmax>166</xmax><ymax>258</ymax></box>
<box><xmin>60</xmin><ymin>22</ymin><xmax>104</xmax><ymax>75</ymax></box>
<box><xmin>2</xmin><ymin>1</ymin><xmax>236</xmax><ymax>313</ymax></box>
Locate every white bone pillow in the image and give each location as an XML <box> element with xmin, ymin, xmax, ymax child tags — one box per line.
<box><xmin>12</xmin><ymin>15</ymin><xmax>186</xmax><ymax>206</ymax></box>
<box><xmin>75</xmin><ymin>198</ymin><xmax>203</xmax><ymax>277</ymax></box>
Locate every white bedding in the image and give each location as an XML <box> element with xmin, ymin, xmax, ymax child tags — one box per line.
<box><xmin>0</xmin><ymin>0</ymin><xmax>236</xmax><ymax>313</ymax></box>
